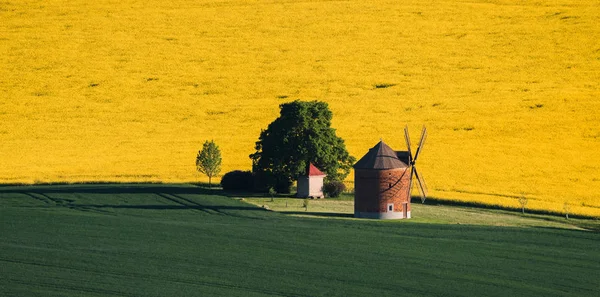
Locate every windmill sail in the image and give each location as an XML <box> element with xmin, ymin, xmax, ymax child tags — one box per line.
<box><xmin>404</xmin><ymin>125</ymin><xmax>412</xmax><ymax>162</ymax></box>
<box><xmin>413</xmin><ymin>126</ymin><xmax>427</xmax><ymax>163</ymax></box>
<box><xmin>413</xmin><ymin>166</ymin><xmax>428</xmax><ymax>203</ymax></box>
<box><xmin>404</xmin><ymin>126</ymin><xmax>428</xmax><ymax>203</ymax></box>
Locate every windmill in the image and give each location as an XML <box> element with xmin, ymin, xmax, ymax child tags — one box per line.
<box><xmin>353</xmin><ymin>126</ymin><xmax>429</xmax><ymax>219</ymax></box>
<box><xmin>403</xmin><ymin>125</ymin><xmax>428</xmax><ymax>203</ymax></box>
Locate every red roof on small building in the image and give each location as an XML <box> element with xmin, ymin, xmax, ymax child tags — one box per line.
<box><xmin>307</xmin><ymin>163</ymin><xmax>326</xmax><ymax>176</ymax></box>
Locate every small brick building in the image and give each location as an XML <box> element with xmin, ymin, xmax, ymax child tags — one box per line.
<box><xmin>297</xmin><ymin>163</ymin><xmax>326</xmax><ymax>198</ymax></box>
<box><xmin>354</xmin><ymin>141</ymin><xmax>411</xmax><ymax>219</ymax></box>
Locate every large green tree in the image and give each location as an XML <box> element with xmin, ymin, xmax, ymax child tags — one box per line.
<box><xmin>196</xmin><ymin>140</ymin><xmax>222</xmax><ymax>187</ymax></box>
<box><xmin>250</xmin><ymin>100</ymin><xmax>355</xmax><ymax>193</ymax></box>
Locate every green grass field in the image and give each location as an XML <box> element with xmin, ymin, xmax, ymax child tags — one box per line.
<box><xmin>1</xmin><ymin>0</ymin><xmax>600</xmax><ymax>217</ymax></box>
<box><xmin>1</xmin><ymin>184</ymin><xmax>599</xmax><ymax>296</ymax></box>
<box><xmin>244</xmin><ymin>193</ymin><xmax>600</xmax><ymax>231</ymax></box>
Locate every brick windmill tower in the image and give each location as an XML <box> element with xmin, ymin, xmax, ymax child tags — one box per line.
<box><xmin>353</xmin><ymin>126</ymin><xmax>428</xmax><ymax>219</ymax></box>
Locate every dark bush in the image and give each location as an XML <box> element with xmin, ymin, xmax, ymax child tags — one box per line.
<box><xmin>251</xmin><ymin>170</ymin><xmax>270</xmax><ymax>193</ymax></box>
<box><xmin>220</xmin><ymin>170</ymin><xmax>254</xmax><ymax>191</ymax></box>
<box><xmin>251</xmin><ymin>170</ymin><xmax>292</xmax><ymax>194</ymax></box>
<box><xmin>323</xmin><ymin>181</ymin><xmax>346</xmax><ymax>198</ymax></box>
<box><xmin>273</xmin><ymin>178</ymin><xmax>292</xmax><ymax>194</ymax></box>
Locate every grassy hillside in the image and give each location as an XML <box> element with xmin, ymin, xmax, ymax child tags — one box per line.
<box><xmin>1</xmin><ymin>184</ymin><xmax>599</xmax><ymax>296</ymax></box>
<box><xmin>1</xmin><ymin>0</ymin><xmax>599</xmax><ymax>216</ymax></box>
<box><xmin>244</xmin><ymin>194</ymin><xmax>600</xmax><ymax>230</ymax></box>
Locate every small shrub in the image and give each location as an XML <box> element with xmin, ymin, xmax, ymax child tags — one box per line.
<box><xmin>453</xmin><ymin>126</ymin><xmax>475</xmax><ymax>131</ymax></box>
<box><xmin>374</xmin><ymin>83</ymin><xmax>396</xmax><ymax>89</ymax></box>
<box><xmin>268</xmin><ymin>187</ymin><xmax>276</xmax><ymax>202</ymax></box>
<box><xmin>323</xmin><ymin>181</ymin><xmax>346</xmax><ymax>198</ymax></box>
<box><xmin>220</xmin><ymin>170</ymin><xmax>253</xmax><ymax>191</ymax></box>
<box><xmin>529</xmin><ymin>103</ymin><xmax>544</xmax><ymax>109</ymax></box>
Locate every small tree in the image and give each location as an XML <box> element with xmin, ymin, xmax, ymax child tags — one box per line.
<box><xmin>302</xmin><ymin>198</ymin><xmax>309</xmax><ymax>211</ymax></box>
<box><xmin>518</xmin><ymin>195</ymin><xmax>528</xmax><ymax>214</ymax></box>
<box><xmin>268</xmin><ymin>187</ymin><xmax>276</xmax><ymax>202</ymax></box>
<box><xmin>196</xmin><ymin>140</ymin><xmax>222</xmax><ymax>187</ymax></box>
<box><xmin>563</xmin><ymin>201</ymin><xmax>571</xmax><ymax>219</ymax></box>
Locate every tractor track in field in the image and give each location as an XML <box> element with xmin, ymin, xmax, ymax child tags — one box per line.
<box><xmin>20</xmin><ymin>190</ymin><xmax>264</xmax><ymax>219</ymax></box>
<box><xmin>70</xmin><ymin>204</ymin><xmax>115</xmax><ymax>215</ymax></box>
<box><xmin>36</xmin><ymin>192</ymin><xmax>64</xmax><ymax>204</ymax></box>
<box><xmin>157</xmin><ymin>193</ymin><xmax>219</xmax><ymax>215</ymax></box>
<box><xmin>166</xmin><ymin>193</ymin><xmax>272</xmax><ymax>220</ymax></box>
<box><xmin>24</xmin><ymin>192</ymin><xmax>72</xmax><ymax>206</ymax></box>
<box><xmin>24</xmin><ymin>192</ymin><xmax>112</xmax><ymax>214</ymax></box>
<box><xmin>170</xmin><ymin>193</ymin><xmax>226</xmax><ymax>215</ymax></box>
<box><xmin>157</xmin><ymin>193</ymin><xmax>266</xmax><ymax>220</ymax></box>
<box><xmin>24</xmin><ymin>192</ymin><xmax>54</xmax><ymax>205</ymax></box>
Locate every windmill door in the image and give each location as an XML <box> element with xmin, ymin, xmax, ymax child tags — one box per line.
<box><xmin>402</xmin><ymin>203</ymin><xmax>408</xmax><ymax>219</ymax></box>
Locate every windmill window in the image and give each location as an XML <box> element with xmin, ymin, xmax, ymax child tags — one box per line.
<box><xmin>388</xmin><ymin>183</ymin><xmax>392</xmax><ymax>188</ymax></box>
<box><xmin>387</xmin><ymin>203</ymin><xmax>394</xmax><ymax>212</ymax></box>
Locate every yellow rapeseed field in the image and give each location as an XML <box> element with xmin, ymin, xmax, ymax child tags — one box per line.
<box><xmin>1</xmin><ymin>0</ymin><xmax>599</xmax><ymax>216</ymax></box>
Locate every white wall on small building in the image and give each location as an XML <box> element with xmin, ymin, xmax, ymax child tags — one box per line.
<box><xmin>297</xmin><ymin>175</ymin><xmax>325</xmax><ymax>198</ymax></box>
<box><xmin>308</xmin><ymin>176</ymin><xmax>324</xmax><ymax>198</ymax></box>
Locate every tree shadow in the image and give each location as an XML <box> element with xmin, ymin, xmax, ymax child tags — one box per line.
<box><xmin>531</xmin><ymin>225</ymin><xmax>597</xmax><ymax>233</ymax></box>
<box><xmin>0</xmin><ymin>183</ymin><xmax>222</xmax><ymax>196</ymax></box>
<box><xmin>75</xmin><ymin>204</ymin><xmax>265</xmax><ymax>211</ymax></box>
<box><xmin>411</xmin><ymin>196</ymin><xmax>597</xmax><ymax>220</ymax></box>
<box><xmin>282</xmin><ymin>211</ymin><xmax>354</xmax><ymax>219</ymax></box>
<box><xmin>0</xmin><ymin>182</ymin><xmax>302</xmax><ymax>200</ymax></box>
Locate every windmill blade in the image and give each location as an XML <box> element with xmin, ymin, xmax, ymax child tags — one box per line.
<box><xmin>404</xmin><ymin>125</ymin><xmax>413</xmax><ymax>160</ymax></box>
<box><xmin>397</xmin><ymin>166</ymin><xmax>410</xmax><ymax>181</ymax></box>
<box><xmin>407</xmin><ymin>165</ymin><xmax>414</xmax><ymax>199</ymax></box>
<box><xmin>413</xmin><ymin>166</ymin><xmax>428</xmax><ymax>203</ymax></box>
<box><xmin>413</xmin><ymin>126</ymin><xmax>427</xmax><ymax>163</ymax></box>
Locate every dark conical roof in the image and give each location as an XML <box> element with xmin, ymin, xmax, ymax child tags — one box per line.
<box><xmin>353</xmin><ymin>141</ymin><xmax>408</xmax><ymax>169</ymax></box>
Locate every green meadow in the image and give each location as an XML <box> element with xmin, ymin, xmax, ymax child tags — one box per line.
<box><xmin>1</xmin><ymin>0</ymin><xmax>600</xmax><ymax>216</ymax></box>
<box><xmin>1</xmin><ymin>184</ymin><xmax>599</xmax><ymax>296</ymax></box>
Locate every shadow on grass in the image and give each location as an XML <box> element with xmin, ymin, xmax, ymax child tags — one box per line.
<box><xmin>0</xmin><ymin>181</ymin><xmax>305</xmax><ymax>198</ymax></box>
<box><xmin>414</xmin><ymin>196</ymin><xmax>598</xmax><ymax>220</ymax></box>
<box><xmin>0</xmin><ymin>182</ymin><xmax>299</xmax><ymax>200</ymax></box>
<box><xmin>0</xmin><ymin>183</ymin><xmax>223</xmax><ymax>196</ymax></box>
<box><xmin>76</xmin><ymin>204</ymin><xmax>265</xmax><ymax>211</ymax></box>
<box><xmin>2</xmin><ymin>182</ymin><xmax>597</xmax><ymax>223</ymax></box>
<box><xmin>531</xmin><ymin>225</ymin><xmax>599</xmax><ymax>233</ymax></box>
<box><xmin>282</xmin><ymin>211</ymin><xmax>354</xmax><ymax>219</ymax></box>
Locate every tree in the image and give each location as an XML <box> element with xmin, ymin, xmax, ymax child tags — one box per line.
<box><xmin>563</xmin><ymin>201</ymin><xmax>571</xmax><ymax>219</ymax></box>
<box><xmin>518</xmin><ymin>195</ymin><xmax>528</xmax><ymax>214</ymax></box>
<box><xmin>196</xmin><ymin>140</ymin><xmax>222</xmax><ymax>187</ymax></box>
<box><xmin>302</xmin><ymin>198</ymin><xmax>310</xmax><ymax>211</ymax></box>
<box><xmin>268</xmin><ymin>187</ymin><xmax>276</xmax><ymax>202</ymax></box>
<box><xmin>249</xmin><ymin>100</ymin><xmax>355</xmax><ymax>193</ymax></box>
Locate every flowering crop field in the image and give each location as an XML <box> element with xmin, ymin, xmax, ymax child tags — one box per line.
<box><xmin>1</xmin><ymin>0</ymin><xmax>599</xmax><ymax>216</ymax></box>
